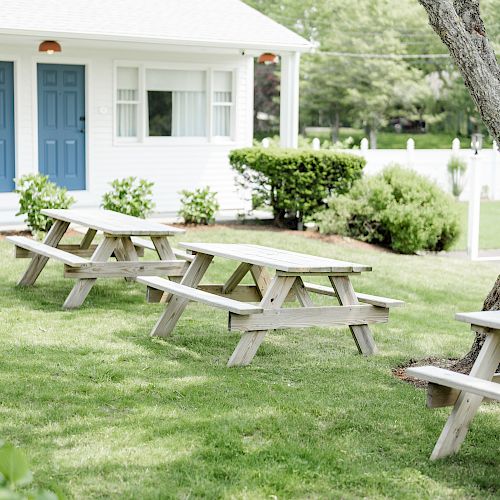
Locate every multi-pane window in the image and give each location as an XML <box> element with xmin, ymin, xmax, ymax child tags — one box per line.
<box><xmin>115</xmin><ymin>66</ymin><xmax>234</xmax><ymax>141</ymax></box>
<box><xmin>146</xmin><ymin>69</ymin><xmax>206</xmax><ymax>137</ymax></box>
<box><xmin>213</xmin><ymin>71</ymin><xmax>233</xmax><ymax>137</ymax></box>
<box><xmin>116</xmin><ymin>67</ymin><xmax>139</xmax><ymax>138</ymax></box>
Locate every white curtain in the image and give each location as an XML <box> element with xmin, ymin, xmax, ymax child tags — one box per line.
<box><xmin>172</xmin><ymin>91</ymin><xmax>206</xmax><ymax>136</ymax></box>
<box><xmin>213</xmin><ymin>91</ymin><xmax>232</xmax><ymax>136</ymax></box>
<box><xmin>117</xmin><ymin>89</ymin><xmax>137</xmax><ymax>137</ymax></box>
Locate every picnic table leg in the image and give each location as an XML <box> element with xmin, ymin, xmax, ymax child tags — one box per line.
<box><xmin>150</xmin><ymin>253</ymin><xmax>214</xmax><ymax>337</ymax></box>
<box><xmin>293</xmin><ymin>276</ymin><xmax>315</xmax><ymax>307</ymax></box>
<box><xmin>79</xmin><ymin>229</ymin><xmax>97</xmax><ymax>250</ymax></box>
<box><xmin>151</xmin><ymin>236</ymin><xmax>176</xmax><ymax>260</ymax></box>
<box><xmin>329</xmin><ymin>276</ymin><xmax>378</xmax><ymax>355</ymax></box>
<box><xmin>430</xmin><ymin>333</ymin><xmax>500</xmax><ymax>460</ymax></box>
<box><xmin>250</xmin><ymin>265</ymin><xmax>272</xmax><ymax>298</ymax></box>
<box><xmin>116</xmin><ymin>237</ymin><xmax>139</xmax><ymax>282</ymax></box>
<box><xmin>18</xmin><ymin>220</ymin><xmax>70</xmax><ymax>286</ymax></box>
<box><xmin>151</xmin><ymin>236</ymin><xmax>180</xmax><ymax>302</ymax></box>
<box><xmin>62</xmin><ymin>236</ymin><xmax>118</xmax><ymax>310</ymax></box>
<box><xmin>227</xmin><ymin>275</ymin><xmax>296</xmax><ymax>367</ymax></box>
<box><xmin>222</xmin><ymin>262</ymin><xmax>252</xmax><ymax>294</ymax></box>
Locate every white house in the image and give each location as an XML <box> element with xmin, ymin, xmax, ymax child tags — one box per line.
<box><xmin>0</xmin><ymin>0</ymin><xmax>310</xmax><ymax>225</ymax></box>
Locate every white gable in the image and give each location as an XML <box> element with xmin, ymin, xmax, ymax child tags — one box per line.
<box><xmin>0</xmin><ymin>0</ymin><xmax>311</xmax><ymax>51</ymax></box>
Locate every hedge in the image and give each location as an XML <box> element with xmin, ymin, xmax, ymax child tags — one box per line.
<box><xmin>229</xmin><ymin>148</ymin><xmax>365</xmax><ymax>227</ymax></box>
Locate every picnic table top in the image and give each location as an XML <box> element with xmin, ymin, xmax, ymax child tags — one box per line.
<box><xmin>455</xmin><ymin>310</ymin><xmax>500</xmax><ymax>330</ymax></box>
<box><xmin>179</xmin><ymin>242</ymin><xmax>372</xmax><ymax>273</ymax></box>
<box><xmin>41</xmin><ymin>209</ymin><xmax>184</xmax><ymax>236</ymax></box>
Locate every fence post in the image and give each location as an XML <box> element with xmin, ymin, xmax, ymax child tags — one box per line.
<box><xmin>262</xmin><ymin>138</ymin><xmax>270</xmax><ymax>148</ymax></box>
<box><xmin>406</xmin><ymin>138</ymin><xmax>415</xmax><ymax>168</ymax></box>
<box><xmin>360</xmin><ymin>138</ymin><xmax>369</xmax><ymax>152</ymax></box>
<box><xmin>467</xmin><ymin>152</ymin><xmax>482</xmax><ymax>260</ymax></box>
<box><xmin>312</xmin><ymin>137</ymin><xmax>320</xmax><ymax>150</ymax></box>
<box><xmin>452</xmin><ymin>137</ymin><xmax>460</xmax><ymax>155</ymax></box>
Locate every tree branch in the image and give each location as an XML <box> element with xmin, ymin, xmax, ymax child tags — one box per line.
<box><xmin>418</xmin><ymin>0</ymin><xmax>500</xmax><ymax>144</ymax></box>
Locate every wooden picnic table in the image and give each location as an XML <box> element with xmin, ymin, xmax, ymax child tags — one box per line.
<box><xmin>138</xmin><ymin>243</ymin><xmax>403</xmax><ymax>367</ymax></box>
<box><xmin>407</xmin><ymin>310</ymin><xmax>500</xmax><ymax>460</ymax></box>
<box><xmin>7</xmin><ymin>209</ymin><xmax>187</xmax><ymax>309</ymax></box>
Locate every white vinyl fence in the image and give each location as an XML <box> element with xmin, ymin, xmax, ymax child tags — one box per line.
<box><xmin>356</xmin><ymin>138</ymin><xmax>500</xmax><ymax>202</ymax></box>
<box><xmin>266</xmin><ymin>137</ymin><xmax>500</xmax><ymax>202</ymax></box>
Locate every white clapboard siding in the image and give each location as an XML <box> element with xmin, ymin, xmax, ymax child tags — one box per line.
<box><xmin>0</xmin><ymin>45</ymin><xmax>254</xmax><ymax>225</ymax></box>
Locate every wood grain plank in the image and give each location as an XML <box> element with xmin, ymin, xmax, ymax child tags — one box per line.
<box><xmin>229</xmin><ymin>305</ymin><xmax>389</xmax><ymax>331</ymax></box>
<box><xmin>13</xmin><ymin>220</ymin><xmax>71</xmax><ymax>286</ymax></box>
<box><xmin>222</xmin><ymin>262</ymin><xmax>252</xmax><ymax>294</ymax></box>
<box><xmin>429</xmin><ymin>333</ymin><xmax>500</xmax><ymax>460</ymax></box>
<box><xmin>137</xmin><ymin>277</ymin><xmax>262</xmax><ymax>314</ymax></box>
<box><xmin>329</xmin><ymin>276</ymin><xmax>378</xmax><ymax>355</ymax></box>
<box><xmin>62</xmin><ymin>237</ymin><xmax>118</xmax><ymax>310</ymax></box>
<box><xmin>227</xmin><ymin>275</ymin><xmax>296</xmax><ymax>367</ymax></box>
<box><xmin>41</xmin><ymin>209</ymin><xmax>184</xmax><ymax>236</ymax></box>
<box><xmin>7</xmin><ymin>236</ymin><xmax>88</xmax><ymax>266</ymax></box>
<box><xmin>148</xmin><ymin>253</ymin><xmax>214</xmax><ymax>337</ymax></box>
<box><xmin>179</xmin><ymin>243</ymin><xmax>371</xmax><ymax>273</ymax></box>
<box><xmin>65</xmin><ymin>260</ymin><xmax>189</xmax><ymax>278</ymax></box>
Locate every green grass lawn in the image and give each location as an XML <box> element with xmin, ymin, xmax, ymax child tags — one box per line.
<box><xmin>1</xmin><ymin>227</ymin><xmax>499</xmax><ymax>498</ymax></box>
<box><xmin>452</xmin><ymin>201</ymin><xmax>500</xmax><ymax>251</ymax></box>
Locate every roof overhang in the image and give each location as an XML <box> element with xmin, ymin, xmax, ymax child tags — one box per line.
<box><xmin>0</xmin><ymin>27</ymin><xmax>313</xmax><ymax>54</ymax></box>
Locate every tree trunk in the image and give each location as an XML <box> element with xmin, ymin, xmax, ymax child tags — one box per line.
<box><xmin>451</xmin><ymin>275</ymin><xmax>500</xmax><ymax>373</ymax></box>
<box><xmin>369</xmin><ymin>128</ymin><xmax>377</xmax><ymax>150</ymax></box>
<box><xmin>418</xmin><ymin>0</ymin><xmax>500</xmax><ymax>371</ymax></box>
<box><xmin>331</xmin><ymin>111</ymin><xmax>340</xmax><ymax>143</ymax></box>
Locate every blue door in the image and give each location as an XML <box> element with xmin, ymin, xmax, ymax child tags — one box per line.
<box><xmin>38</xmin><ymin>64</ymin><xmax>85</xmax><ymax>190</ymax></box>
<box><xmin>0</xmin><ymin>62</ymin><xmax>15</xmax><ymax>192</ymax></box>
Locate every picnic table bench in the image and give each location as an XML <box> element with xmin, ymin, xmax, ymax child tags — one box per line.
<box><xmin>139</xmin><ymin>243</ymin><xmax>403</xmax><ymax>367</ymax></box>
<box><xmin>7</xmin><ymin>209</ymin><xmax>187</xmax><ymax>309</ymax></box>
<box><xmin>407</xmin><ymin>310</ymin><xmax>500</xmax><ymax>460</ymax></box>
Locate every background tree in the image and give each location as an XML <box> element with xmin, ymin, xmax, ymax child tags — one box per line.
<box><xmin>246</xmin><ymin>0</ymin><xmax>500</xmax><ymax>144</ymax></box>
<box><xmin>417</xmin><ymin>0</ymin><xmax>500</xmax><ymax>371</ymax></box>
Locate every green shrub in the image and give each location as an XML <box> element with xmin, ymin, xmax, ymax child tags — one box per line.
<box><xmin>0</xmin><ymin>441</ymin><xmax>64</xmax><ymax>499</ymax></box>
<box><xmin>229</xmin><ymin>148</ymin><xmax>365</xmax><ymax>228</ymax></box>
<box><xmin>101</xmin><ymin>177</ymin><xmax>155</xmax><ymax>218</ymax></box>
<box><xmin>15</xmin><ymin>174</ymin><xmax>75</xmax><ymax>237</ymax></box>
<box><xmin>178</xmin><ymin>186</ymin><xmax>219</xmax><ymax>225</ymax></box>
<box><xmin>447</xmin><ymin>156</ymin><xmax>467</xmax><ymax>198</ymax></box>
<box><xmin>313</xmin><ymin>165</ymin><xmax>460</xmax><ymax>254</ymax></box>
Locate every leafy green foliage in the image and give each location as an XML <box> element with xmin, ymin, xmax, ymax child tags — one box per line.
<box><xmin>0</xmin><ymin>442</ymin><xmax>63</xmax><ymax>499</ymax></box>
<box><xmin>101</xmin><ymin>177</ymin><xmax>155</xmax><ymax>218</ymax></box>
<box><xmin>447</xmin><ymin>156</ymin><xmax>468</xmax><ymax>198</ymax></box>
<box><xmin>15</xmin><ymin>175</ymin><xmax>75</xmax><ymax>238</ymax></box>
<box><xmin>229</xmin><ymin>147</ymin><xmax>365</xmax><ymax>227</ymax></box>
<box><xmin>314</xmin><ymin>165</ymin><xmax>460</xmax><ymax>253</ymax></box>
<box><xmin>178</xmin><ymin>186</ymin><xmax>220</xmax><ymax>225</ymax></box>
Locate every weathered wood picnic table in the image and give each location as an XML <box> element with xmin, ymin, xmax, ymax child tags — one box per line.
<box><xmin>138</xmin><ymin>243</ymin><xmax>403</xmax><ymax>367</ymax></box>
<box><xmin>7</xmin><ymin>209</ymin><xmax>187</xmax><ymax>309</ymax></box>
<box><xmin>407</xmin><ymin>310</ymin><xmax>500</xmax><ymax>460</ymax></box>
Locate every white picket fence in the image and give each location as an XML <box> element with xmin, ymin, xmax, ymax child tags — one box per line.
<box><xmin>263</xmin><ymin>137</ymin><xmax>500</xmax><ymax>201</ymax></box>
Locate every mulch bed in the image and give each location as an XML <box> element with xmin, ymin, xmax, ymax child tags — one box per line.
<box><xmin>393</xmin><ymin>357</ymin><xmax>461</xmax><ymax>388</ymax></box>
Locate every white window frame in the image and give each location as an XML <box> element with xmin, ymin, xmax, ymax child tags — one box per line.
<box><xmin>113</xmin><ymin>61</ymin><xmax>237</xmax><ymax>146</ymax></box>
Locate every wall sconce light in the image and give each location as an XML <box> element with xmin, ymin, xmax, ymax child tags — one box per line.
<box><xmin>258</xmin><ymin>52</ymin><xmax>279</xmax><ymax>64</ymax></box>
<box><xmin>39</xmin><ymin>41</ymin><xmax>62</xmax><ymax>55</ymax></box>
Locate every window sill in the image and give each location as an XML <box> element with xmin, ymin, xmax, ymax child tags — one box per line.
<box><xmin>113</xmin><ymin>138</ymin><xmax>238</xmax><ymax>147</ymax></box>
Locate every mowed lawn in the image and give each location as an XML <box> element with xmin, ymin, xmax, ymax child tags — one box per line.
<box><xmin>0</xmin><ymin>226</ymin><xmax>499</xmax><ymax>499</ymax></box>
<box><xmin>453</xmin><ymin>201</ymin><xmax>500</xmax><ymax>251</ymax></box>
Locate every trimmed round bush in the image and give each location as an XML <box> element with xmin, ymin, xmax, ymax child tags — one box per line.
<box><xmin>313</xmin><ymin>165</ymin><xmax>460</xmax><ymax>254</ymax></box>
